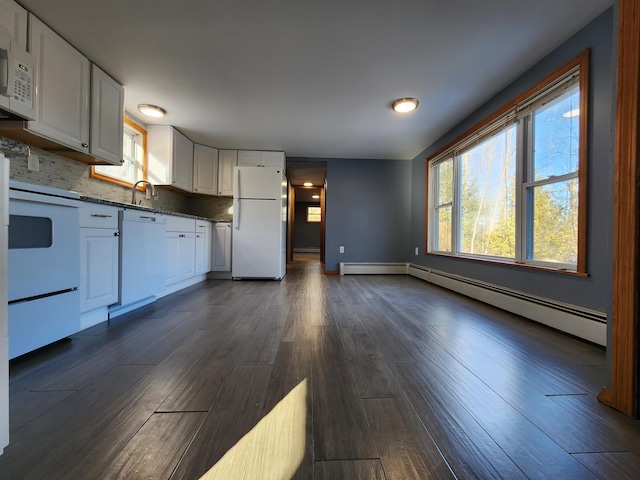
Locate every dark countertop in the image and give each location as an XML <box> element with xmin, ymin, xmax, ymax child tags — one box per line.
<box><xmin>80</xmin><ymin>195</ymin><xmax>231</xmax><ymax>223</ymax></box>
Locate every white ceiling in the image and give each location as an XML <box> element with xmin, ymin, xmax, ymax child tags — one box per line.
<box><xmin>18</xmin><ymin>0</ymin><xmax>613</xmax><ymax>161</ymax></box>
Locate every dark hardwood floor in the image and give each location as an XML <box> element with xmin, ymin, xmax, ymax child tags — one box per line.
<box><xmin>2</xmin><ymin>255</ymin><xmax>640</xmax><ymax>479</ymax></box>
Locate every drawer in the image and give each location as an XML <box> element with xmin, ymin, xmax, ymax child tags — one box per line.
<box><xmin>196</xmin><ymin>219</ymin><xmax>211</xmax><ymax>231</ymax></box>
<box><xmin>165</xmin><ymin>215</ymin><xmax>196</xmax><ymax>232</ymax></box>
<box><xmin>80</xmin><ymin>204</ymin><xmax>120</xmax><ymax>228</ymax></box>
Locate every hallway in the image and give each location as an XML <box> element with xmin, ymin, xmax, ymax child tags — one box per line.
<box><xmin>1</xmin><ymin>258</ymin><xmax>639</xmax><ymax>479</ymax></box>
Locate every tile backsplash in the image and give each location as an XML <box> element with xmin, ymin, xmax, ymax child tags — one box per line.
<box><xmin>2</xmin><ymin>136</ymin><xmax>233</xmax><ymax>220</ymax></box>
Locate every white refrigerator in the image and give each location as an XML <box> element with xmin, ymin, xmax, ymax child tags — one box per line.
<box><xmin>232</xmin><ymin>166</ymin><xmax>286</xmax><ymax>280</ymax></box>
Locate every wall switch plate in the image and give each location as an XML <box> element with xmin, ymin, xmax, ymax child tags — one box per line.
<box><xmin>27</xmin><ymin>153</ymin><xmax>39</xmax><ymax>172</ymax></box>
<box><xmin>339</xmin><ymin>245</ymin><xmax>345</xmax><ymax>254</ymax></box>
<box><xmin>415</xmin><ymin>247</ymin><xmax>419</xmax><ymax>255</ymax></box>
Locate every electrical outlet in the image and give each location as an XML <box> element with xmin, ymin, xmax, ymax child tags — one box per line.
<box><xmin>27</xmin><ymin>153</ymin><xmax>39</xmax><ymax>172</ymax></box>
<box><xmin>339</xmin><ymin>245</ymin><xmax>345</xmax><ymax>254</ymax></box>
<box><xmin>415</xmin><ymin>247</ymin><xmax>419</xmax><ymax>256</ymax></box>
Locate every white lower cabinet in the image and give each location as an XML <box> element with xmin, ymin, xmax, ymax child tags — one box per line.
<box><xmin>212</xmin><ymin>222</ymin><xmax>232</xmax><ymax>272</ymax></box>
<box><xmin>195</xmin><ymin>220</ymin><xmax>212</xmax><ymax>275</ymax></box>
<box><xmin>163</xmin><ymin>215</ymin><xmax>212</xmax><ymax>296</ymax></box>
<box><xmin>166</xmin><ymin>230</ymin><xmax>195</xmax><ymax>286</ymax></box>
<box><xmin>79</xmin><ymin>204</ymin><xmax>119</xmax><ymax>329</ymax></box>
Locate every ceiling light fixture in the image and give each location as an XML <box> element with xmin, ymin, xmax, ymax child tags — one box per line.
<box><xmin>312</xmin><ymin>195</ymin><xmax>320</xmax><ymax>199</ymax></box>
<box><xmin>392</xmin><ymin>97</ymin><xmax>419</xmax><ymax>113</ymax></box>
<box><xmin>303</xmin><ymin>182</ymin><xmax>313</xmax><ymax>187</ymax></box>
<box><xmin>137</xmin><ymin>104</ymin><xmax>166</xmax><ymax>118</ymax></box>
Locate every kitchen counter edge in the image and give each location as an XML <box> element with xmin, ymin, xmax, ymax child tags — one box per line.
<box><xmin>80</xmin><ymin>196</ymin><xmax>231</xmax><ymax>223</ymax></box>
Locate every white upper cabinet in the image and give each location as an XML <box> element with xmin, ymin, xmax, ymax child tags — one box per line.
<box><xmin>238</xmin><ymin>150</ymin><xmax>285</xmax><ymax>169</ymax></box>
<box><xmin>193</xmin><ymin>144</ymin><xmax>218</xmax><ymax>195</ymax></box>
<box><xmin>90</xmin><ymin>64</ymin><xmax>124</xmax><ymax>165</ymax></box>
<box><xmin>237</xmin><ymin>150</ymin><xmax>261</xmax><ymax>167</ymax></box>
<box><xmin>148</xmin><ymin>125</ymin><xmax>194</xmax><ymax>192</ymax></box>
<box><xmin>26</xmin><ymin>14</ymin><xmax>90</xmax><ymax>153</ymax></box>
<box><xmin>217</xmin><ymin>149</ymin><xmax>237</xmax><ymax>196</ymax></box>
<box><xmin>0</xmin><ymin>0</ymin><xmax>27</xmax><ymax>49</ymax></box>
<box><xmin>260</xmin><ymin>151</ymin><xmax>285</xmax><ymax>168</ymax></box>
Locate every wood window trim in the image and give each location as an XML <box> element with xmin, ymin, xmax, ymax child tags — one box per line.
<box><xmin>597</xmin><ymin>0</ymin><xmax>639</xmax><ymax>417</ymax></box>
<box><xmin>89</xmin><ymin>117</ymin><xmax>148</xmax><ymax>189</ymax></box>
<box><xmin>424</xmin><ymin>49</ymin><xmax>590</xmax><ymax>274</ymax></box>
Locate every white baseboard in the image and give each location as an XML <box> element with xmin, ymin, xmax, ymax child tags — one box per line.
<box><xmin>158</xmin><ymin>274</ymin><xmax>208</xmax><ymax>298</ymax></box>
<box><xmin>338</xmin><ymin>261</ymin><xmax>607</xmax><ymax>346</ymax></box>
<box><xmin>80</xmin><ymin>307</ymin><xmax>109</xmax><ymax>330</ymax></box>
<box><xmin>340</xmin><ymin>262</ymin><xmax>409</xmax><ymax>275</ymax></box>
<box><xmin>208</xmin><ymin>271</ymin><xmax>232</xmax><ymax>280</ymax></box>
<box><xmin>109</xmin><ymin>296</ymin><xmax>156</xmax><ymax>319</ymax></box>
<box><xmin>407</xmin><ymin>264</ymin><xmax>607</xmax><ymax>346</ymax></box>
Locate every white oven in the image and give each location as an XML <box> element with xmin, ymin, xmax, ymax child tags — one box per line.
<box><xmin>8</xmin><ymin>181</ymin><xmax>80</xmax><ymax>359</ymax></box>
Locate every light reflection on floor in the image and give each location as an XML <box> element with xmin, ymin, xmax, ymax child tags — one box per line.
<box><xmin>199</xmin><ymin>379</ymin><xmax>307</xmax><ymax>480</ymax></box>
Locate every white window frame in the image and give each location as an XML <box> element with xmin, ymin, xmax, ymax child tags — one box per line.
<box><xmin>427</xmin><ymin>51</ymin><xmax>588</xmax><ymax>273</ymax></box>
<box><xmin>90</xmin><ymin>117</ymin><xmax>147</xmax><ymax>188</ymax></box>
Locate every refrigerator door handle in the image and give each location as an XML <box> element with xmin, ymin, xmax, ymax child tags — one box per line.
<box><xmin>234</xmin><ymin>199</ymin><xmax>240</xmax><ymax>229</ymax></box>
<box><xmin>235</xmin><ymin>168</ymin><xmax>241</xmax><ymax>199</ymax></box>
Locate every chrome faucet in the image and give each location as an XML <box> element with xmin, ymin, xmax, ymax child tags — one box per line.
<box><xmin>131</xmin><ymin>180</ymin><xmax>157</xmax><ymax>205</ymax></box>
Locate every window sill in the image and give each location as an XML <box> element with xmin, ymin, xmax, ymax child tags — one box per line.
<box><xmin>425</xmin><ymin>251</ymin><xmax>588</xmax><ymax>277</ymax></box>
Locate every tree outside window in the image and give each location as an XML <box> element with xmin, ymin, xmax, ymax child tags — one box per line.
<box><xmin>428</xmin><ymin>51</ymin><xmax>587</xmax><ymax>272</ymax></box>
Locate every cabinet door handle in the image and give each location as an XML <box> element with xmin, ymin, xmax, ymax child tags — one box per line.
<box><xmin>82</xmin><ymin>142</ymin><xmax>88</xmax><ymax>148</ymax></box>
<box><xmin>91</xmin><ymin>214</ymin><xmax>112</xmax><ymax>218</ymax></box>
<box><xmin>114</xmin><ymin>231</ymin><xmax>120</xmax><ymax>237</ymax></box>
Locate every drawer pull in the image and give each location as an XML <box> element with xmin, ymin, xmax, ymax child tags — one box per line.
<box><xmin>91</xmin><ymin>214</ymin><xmax>113</xmax><ymax>218</ymax></box>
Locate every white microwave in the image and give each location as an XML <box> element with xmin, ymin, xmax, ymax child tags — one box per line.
<box><xmin>0</xmin><ymin>34</ymin><xmax>35</xmax><ymax>120</ymax></box>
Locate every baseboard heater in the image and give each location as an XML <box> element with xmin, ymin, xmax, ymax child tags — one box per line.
<box><xmin>407</xmin><ymin>264</ymin><xmax>606</xmax><ymax>346</ymax></box>
<box><xmin>338</xmin><ymin>261</ymin><xmax>606</xmax><ymax>346</ymax></box>
<box><xmin>339</xmin><ymin>262</ymin><xmax>409</xmax><ymax>275</ymax></box>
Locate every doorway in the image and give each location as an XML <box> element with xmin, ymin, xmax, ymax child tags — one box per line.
<box><xmin>286</xmin><ymin>161</ymin><xmax>327</xmax><ymax>266</ymax></box>
<box><xmin>291</xmin><ymin>185</ymin><xmax>324</xmax><ymax>264</ymax></box>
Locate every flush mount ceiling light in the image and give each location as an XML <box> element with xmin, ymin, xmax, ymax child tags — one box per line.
<box><xmin>312</xmin><ymin>194</ymin><xmax>320</xmax><ymax>199</ymax></box>
<box><xmin>137</xmin><ymin>104</ymin><xmax>166</xmax><ymax>118</ymax></box>
<box><xmin>303</xmin><ymin>182</ymin><xmax>313</xmax><ymax>187</ymax></box>
<box><xmin>392</xmin><ymin>97</ymin><xmax>419</xmax><ymax>113</ymax></box>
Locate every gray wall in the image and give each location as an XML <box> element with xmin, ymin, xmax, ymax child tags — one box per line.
<box><xmin>288</xmin><ymin>157</ymin><xmax>412</xmax><ymax>273</ymax></box>
<box><xmin>410</xmin><ymin>8</ymin><xmax>615</xmax><ymax>315</ymax></box>
<box><xmin>294</xmin><ymin>202</ymin><xmax>321</xmax><ymax>250</ymax></box>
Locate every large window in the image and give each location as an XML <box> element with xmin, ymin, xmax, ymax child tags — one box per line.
<box><xmin>427</xmin><ymin>51</ymin><xmax>588</xmax><ymax>273</ymax></box>
<box><xmin>90</xmin><ymin>117</ymin><xmax>147</xmax><ymax>187</ymax></box>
